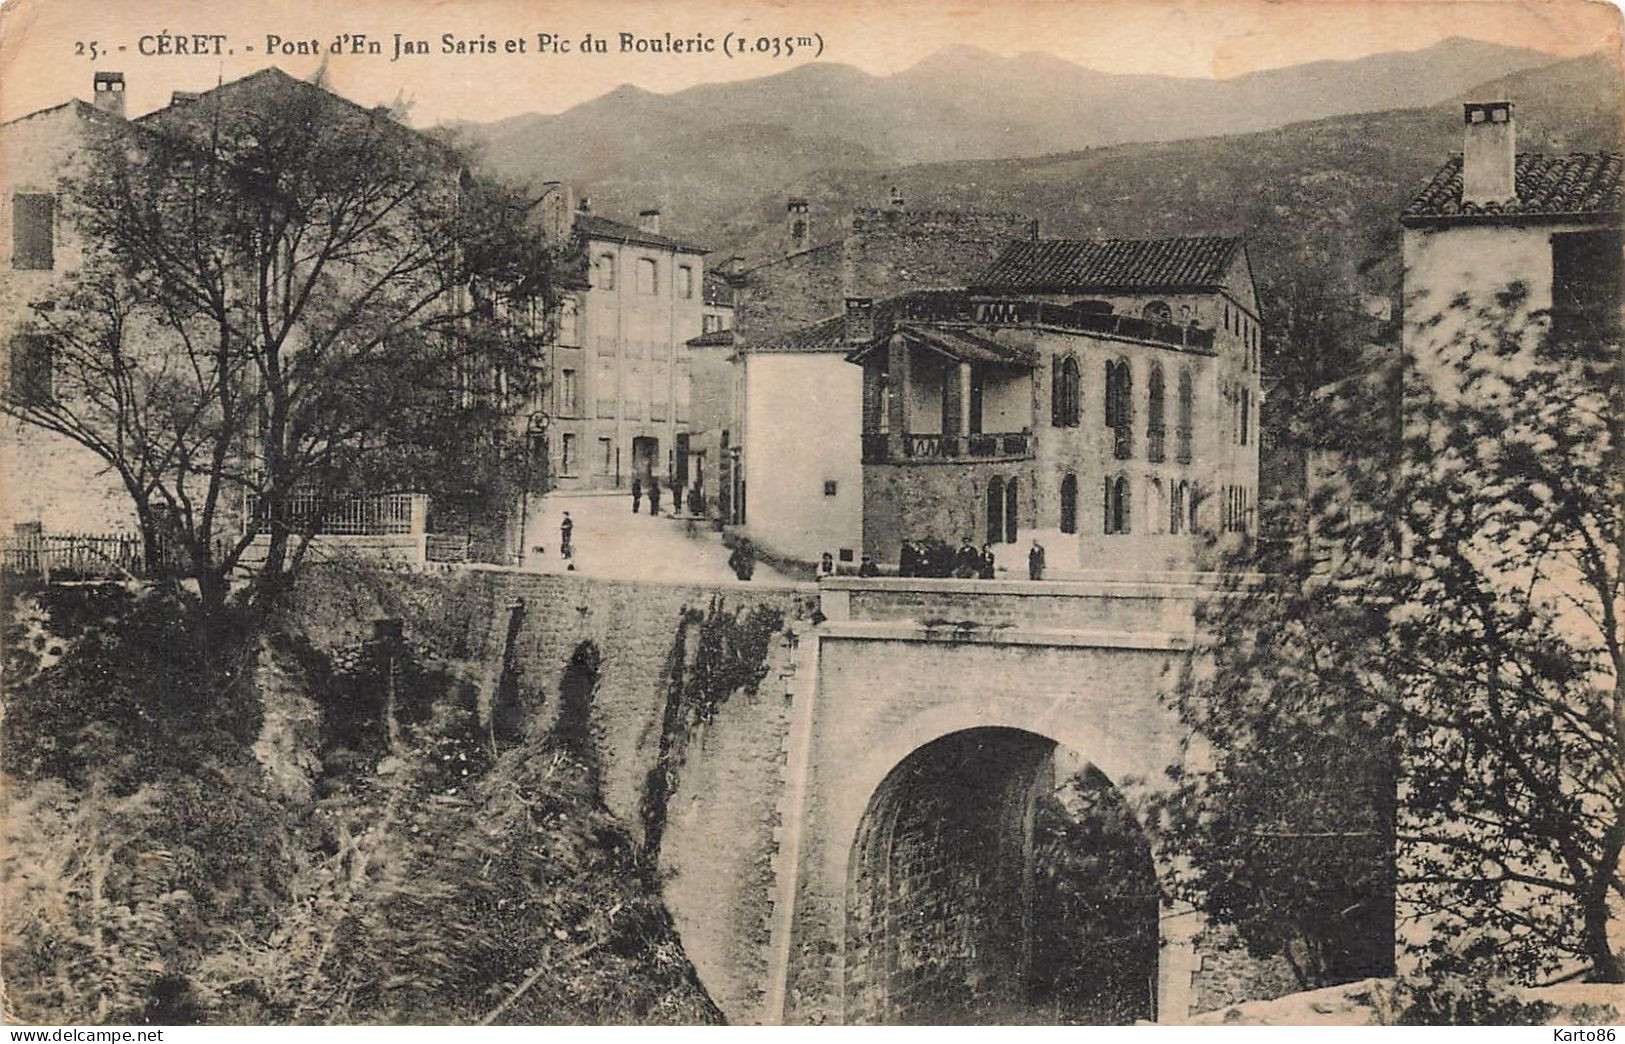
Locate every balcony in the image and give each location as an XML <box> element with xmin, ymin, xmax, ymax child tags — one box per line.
<box><xmin>863</xmin><ymin>431</ymin><xmax>1032</xmax><ymax>464</ymax></box>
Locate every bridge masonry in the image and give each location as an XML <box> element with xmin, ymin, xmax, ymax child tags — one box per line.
<box><xmin>762</xmin><ymin>575</ymin><xmax>1292</xmax><ymax>1024</ymax></box>
<box><xmin>285</xmin><ymin>565</ymin><xmax>1296</xmax><ymax>1024</ymax></box>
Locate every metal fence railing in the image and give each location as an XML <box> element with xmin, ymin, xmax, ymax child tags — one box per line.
<box><xmin>245</xmin><ymin>492</ymin><xmax>425</xmax><ymax>536</ymax></box>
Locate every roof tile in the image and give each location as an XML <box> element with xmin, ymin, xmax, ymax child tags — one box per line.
<box><xmin>972</xmin><ymin>236</ymin><xmax>1241</xmax><ymax>293</ymax></box>
<box><xmin>1403</xmin><ymin>153</ymin><xmax>1623</xmax><ymax>222</ymax></box>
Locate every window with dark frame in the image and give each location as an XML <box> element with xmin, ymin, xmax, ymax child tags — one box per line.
<box><xmin>9</xmin><ymin>333</ymin><xmax>54</xmax><ymax>405</ymax></box>
<box><xmin>12</xmin><ymin>194</ymin><xmax>54</xmax><ymax>270</ymax></box>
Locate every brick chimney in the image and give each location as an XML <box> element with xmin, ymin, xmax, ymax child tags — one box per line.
<box><xmin>638</xmin><ymin>208</ymin><xmax>661</xmax><ymax>235</ymax></box>
<box><xmin>1462</xmin><ymin>101</ymin><xmax>1516</xmax><ymax>207</ymax></box>
<box><xmin>844</xmin><ymin>297</ymin><xmax>875</xmax><ymax>343</ymax></box>
<box><xmin>786</xmin><ymin>198</ymin><xmax>811</xmax><ymax>253</ymax></box>
<box><xmin>92</xmin><ymin>72</ymin><xmax>125</xmax><ymax>119</ymax></box>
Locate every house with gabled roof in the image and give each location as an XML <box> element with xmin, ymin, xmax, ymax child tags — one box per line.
<box><xmin>846</xmin><ymin>234</ymin><xmax>1263</xmax><ymax>575</ymax></box>
<box><xmin>1401</xmin><ymin>100</ymin><xmax>1622</xmax><ymax>380</ymax></box>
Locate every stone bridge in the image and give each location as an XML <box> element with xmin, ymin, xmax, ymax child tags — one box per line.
<box><xmin>748</xmin><ymin>575</ymin><xmax>1224</xmax><ymax>1025</ymax></box>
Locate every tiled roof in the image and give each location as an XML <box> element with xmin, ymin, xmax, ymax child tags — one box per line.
<box><xmin>686</xmin><ymin>329</ymin><xmax>735</xmax><ymax>348</ymax></box>
<box><xmin>1402</xmin><ymin>153</ymin><xmax>1623</xmax><ymax>223</ymax></box>
<box><xmin>574</xmin><ymin>213</ymin><xmax>707</xmax><ymax>254</ymax></box>
<box><xmin>702</xmin><ymin>270</ymin><xmax>734</xmax><ymax>308</ymax></box>
<box><xmin>972</xmin><ymin>236</ymin><xmax>1242</xmax><ymax>293</ymax></box>
<box><xmin>748</xmin><ymin>290</ymin><xmax>965</xmax><ymax>354</ymax></box>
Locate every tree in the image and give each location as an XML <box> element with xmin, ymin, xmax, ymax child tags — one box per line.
<box><xmin>5</xmin><ymin>70</ymin><xmax>557</xmax><ymax>616</ymax></box>
<box><xmin>1162</xmin><ymin>288</ymin><xmax>1624</xmax><ymax>985</ymax></box>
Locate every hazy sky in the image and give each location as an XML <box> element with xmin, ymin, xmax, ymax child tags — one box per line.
<box><xmin>1</xmin><ymin>0</ymin><xmax>1619</xmax><ymax>126</ymax></box>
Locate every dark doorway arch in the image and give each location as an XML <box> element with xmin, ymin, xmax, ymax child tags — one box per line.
<box><xmin>844</xmin><ymin>727</ymin><xmax>1160</xmax><ymax>1025</ymax></box>
<box><xmin>1060</xmin><ymin>474</ymin><xmax>1078</xmax><ymax>534</ymax></box>
<box><xmin>1005</xmin><ymin>477</ymin><xmax>1019</xmax><ymax>544</ymax></box>
<box><xmin>987</xmin><ymin>476</ymin><xmax>1005</xmax><ymax>545</ymax></box>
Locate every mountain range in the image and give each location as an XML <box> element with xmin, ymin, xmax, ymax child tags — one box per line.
<box><xmin>452</xmin><ymin>37</ymin><xmax>1621</xmax><ymax>303</ymax></box>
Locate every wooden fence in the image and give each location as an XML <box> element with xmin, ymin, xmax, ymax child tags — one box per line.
<box><xmin>0</xmin><ymin>531</ymin><xmax>148</xmax><ymax>579</ymax></box>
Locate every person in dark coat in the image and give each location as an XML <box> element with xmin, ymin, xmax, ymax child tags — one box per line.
<box><xmin>954</xmin><ymin>537</ymin><xmax>981</xmax><ymax>579</ymax></box>
<box><xmin>728</xmin><ymin>540</ymin><xmax>755</xmax><ymax>581</ymax></box>
<box><xmin>979</xmin><ymin>543</ymin><xmax>996</xmax><ymax>579</ymax></box>
<box><xmin>631</xmin><ymin>479</ymin><xmax>642</xmax><ymax>513</ymax></box>
<box><xmin>560</xmin><ymin>512</ymin><xmax>574</xmax><ymax>568</ymax></box>
<box><xmin>1028</xmin><ymin>539</ymin><xmax>1046</xmax><ymax>581</ymax></box>
<box><xmin>899</xmin><ymin>541</ymin><xmax>917</xmax><ymax>578</ymax></box>
<box><xmin>649</xmin><ymin>481</ymin><xmax>661</xmax><ymax>516</ymax></box>
<box><xmin>858</xmin><ymin>554</ymin><xmax>880</xmax><ymax>578</ymax></box>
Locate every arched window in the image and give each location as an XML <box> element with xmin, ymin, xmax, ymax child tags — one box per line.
<box><xmin>1052</xmin><ymin>354</ymin><xmax>1081</xmax><ymax>427</ymax></box>
<box><xmin>1176</xmin><ymin>369</ymin><xmax>1194</xmax><ymax>463</ymax></box>
<box><xmin>1240</xmin><ymin>387</ymin><xmax>1251</xmax><ymax>445</ymax></box>
<box><xmin>1104</xmin><ymin>475</ymin><xmax>1132</xmax><ymax>535</ymax></box>
<box><xmin>1147</xmin><ymin>364</ymin><xmax>1166</xmax><ymax>462</ymax></box>
<box><xmin>1149</xmin><ymin>477</ymin><xmax>1165</xmax><ymax>534</ymax></box>
<box><xmin>1105</xmin><ymin>359</ymin><xmax>1133</xmax><ymax>458</ymax></box>
<box><xmin>1189</xmin><ymin>482</ymin><xmax>1200</xmax><ymax>534</ymax></box>
<box><xmin>1141</xmin><ymin>300</ymin><xmax>1172</xmax><ymax>323</ymax></box>
<box><xmin>1005</xmin><ymin>477</ymin><xmax>1019</xmax><ymax>544</ymax></box>
<box><xmin>987</xmin><ymin>476</ymin><xmax>1005</xmax><ymax>545</ymax></box>
<box><xmin>636</xmin><ymin>257</ymin><xmax>658</xmax><ymax>295</ymax></box>
<box><xmin>1170</xmin><ymin>481</ymin><xmax>1186</xmax><ymax>534</ymax></box>
<box><xmin>1059</xmin><ymin>473</ymin><xmax>1077</xmax><ymax>534</ymax></box>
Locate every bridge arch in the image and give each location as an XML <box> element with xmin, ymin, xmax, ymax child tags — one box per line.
<box><xmin>837</xmin><ymin>716</ymin><xmax>1161</xmax><ymax>1024</ymax></box>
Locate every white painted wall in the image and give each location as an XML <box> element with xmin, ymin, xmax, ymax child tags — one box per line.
<box><xmin>741</xmin><ymin>353</ymin><xmax>863</xmax><ymax>564</ymax></box>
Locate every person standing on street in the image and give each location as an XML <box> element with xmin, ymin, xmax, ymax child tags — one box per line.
<box><xmin>560</xmin><ymin>512</ymin><xmax>575</xmax><ymax>571</ymax></box>
<box><xmin>1028</xmin><ymin>539</ymin><xmax>1046</xmax><ymax>581</ymax></box>
<box><xmin>649</xmin><ymin>481</ymin><xmax>661</xmax><ymax>516</ymax></box>
<box><xmin>632</xmin><ymin>479</ymin><xmax>642</xmax><ymax>514</ymax></box>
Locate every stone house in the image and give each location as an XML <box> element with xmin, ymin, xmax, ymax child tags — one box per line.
<box><xmin>715</xmin><ymin>197</ymin><xmax>1038</xmax><ymax>567</ymax></box>
<box><xmin>1401</xmin><ymin>101</ymin><xmax>1621</xmax><ymax>377</ymax></box>
<box><xmin>845</xmin><ymin>235</ymin><xmax>1264</xmax><ymax>574</ymax></box>
<box><xmin>1</xmin><ymin>77</ymin><xmax>135</xmax><ymax>536</ymax></box>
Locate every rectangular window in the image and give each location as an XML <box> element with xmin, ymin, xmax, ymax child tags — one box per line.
<box><xmin>702</xmin><ymin>314</ymin><xmax>722</xmax><ymax>334</ymax></box>
<box><xmin>824</xmin><ymin>480</ymin><xmax>838</xmax><ymax>497</ymax></box>
<box><xmin>12</xmin><ymin>194</ymin><xmax>54</xmax><ymax>271</ymax></box>
<box><xmin>596</xmin><ymin>253</ymin><xmax>616</xmax><ymax>290</ymax></box>
<box><xmin>597</xmin><ymin>437</ymin><xmax>613</xmax><ymax>475</ymax></box>
<box><xmin>562</xmin><ymin>433</ymin><xmax>577</xmax><ymax>475</ymax></box>
<box><xmin>637</xmin><ymin>257</ymin><xmax>658</xmax><ymax>295</ymax></box>
<box><xmin>679</xmin><ymin>265</ymin><xmax>695</xmax><ymax>299</ymax></box>
<box><xmin>560</xmin><ymin>369</ymin><xmax>577</xmax><ymax>415</ymax></box>
<box><xmin>8</xmin><ymin>334</ymin><xmax>53</xmax><ymax>404</ymax></box>
<box><xmin>558</xmin><ymin>298</ymin><xmax>580</xmax><ymax>346</ymax></box>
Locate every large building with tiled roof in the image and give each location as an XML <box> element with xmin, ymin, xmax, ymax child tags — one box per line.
<box><xmin>1401</xmin><ymin>101</ymin><xmax>1622</xmax><ymax>384</ymax></box>
<box><xmin>846</xmin><ymin>238</ymin><xmax>1262</xmax><ymax>574</ymax></box>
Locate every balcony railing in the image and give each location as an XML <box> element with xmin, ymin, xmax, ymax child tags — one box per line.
<box><xmin>893</xmin><ymin>295</ymin><xmax>1217</xmax><ymax>352</ymax></box>
<box><xmin>863</xmin><ymin>431</ymin><xmax>1032</xmax><ymax>463</ymax></box>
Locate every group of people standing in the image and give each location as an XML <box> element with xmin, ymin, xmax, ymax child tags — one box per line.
<box><xmin>895</xmin><ymin>537</ymin><xmax>1047</xmax><ymax>580</ymax></box>
<box><xmin>630</xmin><ymin>478</ymin><xmax>704</xmax><ymax>518</ymax></box>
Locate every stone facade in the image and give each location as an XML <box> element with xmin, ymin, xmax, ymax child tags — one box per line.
<box><xmin>0</xmin><ymin>98</ymin><xmax>137</xmax><ymax>535</ymax></box>
<box><xmin>722</xmin><ymin>204</ymin><xmax>1039</xmax><ymax>567</ymax></box>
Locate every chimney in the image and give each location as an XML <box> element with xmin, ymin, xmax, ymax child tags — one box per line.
<box><xmin>92</xmin><ymin>71</ymin><xmax>125</xmax><ymax>119</ymax></box>
<box><xmin>170</xmin><ymin>90</ymin><xmax>200</xmax><ymax>108</ymax></box>
<box><xmin>845</xmin><ymin>297</ymin><xmax>875</xmax><ymax>343</ymax></box>
<box><xmin>786</xmin><ymin>198</ymin><xmax>811</xmax><ymax>253</ymax></box>
<box><xmin>1462</xmin><ymin>101</ymin><xmax>1516</xmax><ymax>207</ymax></box>
<box><xmin>638</xmin><ymin>208</ymin><xmax>661</xmax><ymax>235</ymax></box>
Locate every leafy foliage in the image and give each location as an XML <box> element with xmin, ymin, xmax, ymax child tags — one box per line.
<box><xmin>1164</xmin><ymin>290</ymin><xmax>1625</xmax><ymax>986</ymax></box>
